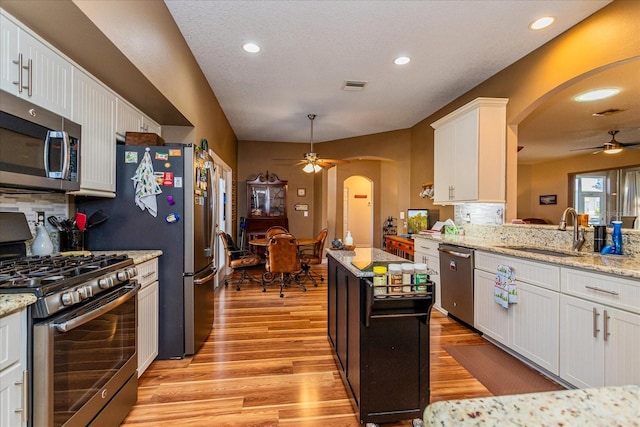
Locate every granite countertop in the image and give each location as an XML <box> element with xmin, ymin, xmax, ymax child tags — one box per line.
<box><xmin>423</xmin><ymin>384</ymin><xmax>639</xmax><ymax>427</ymax></box>
<box><xmin>93</xmin><ymin>250</ymin><xmax>163</xmax><ymax>264</ymax></box>
<box><xmin>413</xmin><ymin>234</ymin><xmax>640</xmax><ymax>279</ymax></box>
<box><xmin>326</xmin><ymin>247</ymin><xmax>407</xmax><ymax>278</ymax></box>
<box><xmin>0</xmin><ymin>293</ymin><xmax>37</xmax><ymax>318</ymax></box>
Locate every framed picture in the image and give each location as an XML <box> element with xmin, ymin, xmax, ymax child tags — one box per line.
<box><xmin>297</xmin><ymin>188</ymin><xmax>306</xmax><ymax>197</ymax></box>
<box><xmin>539</xmin><ymin>194</ymin><xmax>557</xmax><ymax>205</ymax></box>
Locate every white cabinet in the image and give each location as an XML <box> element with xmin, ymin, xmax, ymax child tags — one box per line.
<box><xmin>474</xmin><ymin>251</ymin><xmax>560</xmax><ymax>374</ymax></box>
<box><xmin>0</xmin><ymin>12</ymin><xmax>72</xmax><ymax>118</ymax></box>
<box><xmin>559</xmin><ymin>269</ymin><xmax>640</xmax><ymax>388</ymax></box>
<box><xmin>431</xmin><ymin>97</ymin><xmax>508</xmax><ymax>204</ymax></box>
<box><xmin>0</xmin><ymin>309</ymin><xmax>28</xmax><ymax>427</ymax></box>
<box><xmin>71</xmin><ymin>69</ymin><xmax>117</xmax><ymax>195</ymax></box>
<box><xmin>116</xmin><ymin>98</ymin><xmax>161</xmax><ymax>139</ymax></box>
<box><xmin>135</xmin><ymin>257</ymin><xmax>159</xmax><ymax>377</ymax></box>
<box><xmin>414</xmin><ymin>238</ymin><xmax>442</xmax><ymax>311</ymax></box>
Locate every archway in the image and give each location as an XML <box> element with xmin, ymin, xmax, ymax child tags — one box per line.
<box><xmin>343</xmin><ymin>175</ymin><xmax>373</xmax><ymax>247</ymax></box>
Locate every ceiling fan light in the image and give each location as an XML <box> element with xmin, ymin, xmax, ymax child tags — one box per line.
<box><xmin>604</xmin><ymin>148</ymin><xmax>623</xmax><ymax>154</ymax></box>
<box><xmin>303</xmin><ymin>162</ymin><xmax>315</xmax><ymax>173</ymax></box>
<box><xmin>313</xmin><ymin>164</ymin><xmax>322</xmax><ymax>173</ymax></box>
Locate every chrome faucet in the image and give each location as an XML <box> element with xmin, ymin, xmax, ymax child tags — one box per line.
<box><xmin>558</xmin><ymin>207</ymin><xmax>585</xmax><ymax>251</ymax></box>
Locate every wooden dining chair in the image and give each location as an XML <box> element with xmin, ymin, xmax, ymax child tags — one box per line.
<box><xmin>298</xmin><ymin>228</ymin><xmax>328</xmax><ymax>286</ymax></box>
<box><xmin>218</xmin><ymin>231</ymin><xmax>262</xmax><ymax>290</ymax></box>
<box><xmin>266</xmin><ymin>226</ymin><xmax>288</xmax><ymax>238</ymax></box>
<box><xmin>263</xmin><ymin>233</ymin><xmax>304</xmax><ymax>297</ymax></box>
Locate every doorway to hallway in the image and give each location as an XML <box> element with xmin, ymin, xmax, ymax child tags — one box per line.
<box><xmin>343</xmin><ymin>175</ymin><xmax>373</xmax><ymax>247</ymax></box>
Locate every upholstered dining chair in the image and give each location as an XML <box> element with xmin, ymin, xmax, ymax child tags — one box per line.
<box><xmin>219</xmin><ymin>231</ymin><xmax>262</xmax><ymax>290</ymax></box>
<box><xmin>298</xmin><ymin>228</ymin><xmax>328</xmax><ymax>286</ymax></box>
<box><xmin>263</xmin><ymin>233</ymin><xmax>304</xmax><ymax>297</ymax></box>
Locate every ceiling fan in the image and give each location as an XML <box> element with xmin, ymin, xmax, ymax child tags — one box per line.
<box><xmin>570</xmin><ymin>130</ymin><xmax>640</xmax><ymax>155</ymax></box>
<box><xmin>295</xmin><ymin>114</ymin><xmax>348</xmax><ymax>173</ymax></box>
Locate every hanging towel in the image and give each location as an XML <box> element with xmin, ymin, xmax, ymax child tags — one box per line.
<box><xmin>494</xmin><ymin>264</ymin><xmax>517</xmax><ymax>308</ymax></box>
<box><xmin>131</xmin><ymin>148</ymin><xmax>162</xmax><ymax>217</ymax></box>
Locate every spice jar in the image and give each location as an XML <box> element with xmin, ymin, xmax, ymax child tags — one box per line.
<box><xmin>388</xmin><ymin>264</ymin><xmax>403</xmax><ymax>296</ymax></box>
<box><xmin>401</xmin><ymin>263</ymin><xmax>414</xmax><ymax>293</ymax></box>
<box><xmin>372</xmin><ymin>266</ymin><xmax>388</xmax><ymax>297</ymax></box>
<box><xmin>413</xmin><ymin>263</ymin><xmax>428</xmax><ymax>293</ymax></box>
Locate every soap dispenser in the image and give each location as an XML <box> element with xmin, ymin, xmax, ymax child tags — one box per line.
<box><xmin>344</xmin><ymin>231</ymin><xmax>353</xmax><ymax>246</ymax></box>
<box><xmin>611</xmin><ymin>220</ymin><xmax>623</xmax><ymax>255</ymax></box>
<box><xmin>32</xmin><ymin>223</ymin><xmax>54</xmax><ymax>256</ymax></box>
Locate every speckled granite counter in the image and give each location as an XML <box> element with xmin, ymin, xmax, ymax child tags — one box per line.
<box><xmin>0</xmin><ymin>293</ymin><xmax>36</xmax><ymax>317</ymax></box>
<box><xmin>325</xmin><ymin>247</ymin><xmax>406</xmax><ymax>277</ymax></box>
<box><xmin>413</xmin><ymin>233</ymin><xmax>640</xmax><ymax>279</ymax></box>
<box><xmin>92</xmin><ymin>250</ymin><xmax>163</xmax><ymax>264</ymax></box>
<box><xmin>423</xmin><ymin>384</ymin><xmax>639</xmax><ymax>427</ymax></box>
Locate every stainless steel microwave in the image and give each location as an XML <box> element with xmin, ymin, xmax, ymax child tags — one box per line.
<box><xmin>0</xmin><ymin>91</ymin><xmax>80</xmax><ymax>192</ymax></box>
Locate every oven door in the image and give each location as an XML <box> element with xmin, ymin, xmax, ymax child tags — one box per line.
<box><xmin>32</xmin><ymin>283</ymin><xmax>139</xmax><ymax>427</ymax></box>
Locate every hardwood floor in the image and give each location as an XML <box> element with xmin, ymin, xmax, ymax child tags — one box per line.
<box><xmin>121</xmin><ymin>263</ymin><xmax>493</xmax><ymax>426</ymax></box>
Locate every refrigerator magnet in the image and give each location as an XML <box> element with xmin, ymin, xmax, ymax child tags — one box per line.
<box><xmin>124</xmin><ymin>151</ymin><xmax>138</xmax><ymax>163</ymax></box>
<box><xmin>166</xmin><ymin>195</ymin><xmax>175</xmax><ymax>206</ymax></box>
<box><xmin>165</xmin><ymin>213</ymin><xmax>180</xmax><ymax>223</ymax></box>
<box><xmin>155</xmin><ymin>152</ymin><xmax>169</xmax><ymax>161</ymax></box>
<box><xmin>162</xmin><ymin>172</ymin><xmax>174</xmax><ymax>186</ymax></box>
<box><xmin>169</xmin><ymin>149</ymin><xmax>181</xmax><ymax>157</ymax></box>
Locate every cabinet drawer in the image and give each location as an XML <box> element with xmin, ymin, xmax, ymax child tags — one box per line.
<box><xmin>413</xmin><ymin>238</ymin><xmax>439</xmax><ymax>257</ymax></box>
<box><xmin>136</xmin><ymin>258</ymin><xmax>159</xmax><ymax>288</ymax></box>
<box><xmin>475</xmin><ymin>251</ymin><xmax>560</xmax><ymax>291</ymax></box>
<box><xmin>0</xmin><ymin>310</ymin><xmax>22</xmax><ymax>370</ymax></box>
<box><xmin>561</xmin><ymin>268</ymin><xmax>640</xmax><ymax>314</ymax></box>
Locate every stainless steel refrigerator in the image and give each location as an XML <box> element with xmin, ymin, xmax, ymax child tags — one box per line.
<box><xmin>78</xmin><ymin>143</ymin><xmax>216</xmax><ymax>359</ymax></box>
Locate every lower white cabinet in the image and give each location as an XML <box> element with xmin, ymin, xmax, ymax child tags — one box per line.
<box><xmin>474</xmin><ymin>251</ymin><xmax>560</xmax><ymax>375</ymax></box>
<box><xmin>0</xmin><ymin>309</ymin><xmax>27</xmax><ymax>427</ymax></box>
<box><xmin>560</xmin><ymin>294</ymin><xmax>640</xmax><ymax>388</ymax></box>
<box><xmin>135</xmin><ymin>258</ymin><xmax>159</xmax><ymax>377</ymax></box>
<box><xmin>414</xmin><ymin>238</ymin><xmax>442</xmax><ymax>310</ymax></box>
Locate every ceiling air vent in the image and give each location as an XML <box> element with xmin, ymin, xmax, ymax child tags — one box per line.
<box><xmin>343</xmin><ymin>80</ymin><xmax>367</xmax><ymax>91</ymax></box>
<box><xmin>592</xmin><ymin>108</ymin><xmax>624</xmax><ymax>117</ymax></box>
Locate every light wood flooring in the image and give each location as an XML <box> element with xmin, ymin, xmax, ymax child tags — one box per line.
<box><xmin>121</xmin><ymin>264</ymin><xmax>493</xmax><ymax>427</ymax></box>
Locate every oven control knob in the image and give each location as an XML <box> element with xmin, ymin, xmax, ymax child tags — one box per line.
<box><xmin>61</xmin><ymin>291</ymin><xmax>80</xmax><ymax>306</ymax></box>
<box><xmin>99</xmin><ymin>277</ymin><xmax>114</xmax><ymax>289</ymax></box>
<box><xmin>77</xmin><ymin>286</ymin><xmax>93</xmax><ymax>300</ymax></box>
<box><xmin>116</xmin><ymin>271</ymin><xmax>130</xmax><ymax>282</ymax></box>
<box><xmin>128</xmin><ymin>267</ymin><xmax>138</xmax><ymax>278</ymax></box>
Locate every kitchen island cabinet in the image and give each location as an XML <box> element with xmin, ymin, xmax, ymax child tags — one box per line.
<box><xmin>327</xmin><ymin>248</ymin><xmax>433</xmax><ymax>426</ymax></box>
<box><xmin>0</xmin><ymin>307</ymin><xmax>28</xmax><ymax>427</ymax></box>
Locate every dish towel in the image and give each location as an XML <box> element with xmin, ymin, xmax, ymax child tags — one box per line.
<box><xmin>494</xmin><ymin>264</ymin><xmax>517</xmax><ymax>308</ymax></box>
<box><xmin>131</xmin><ymin>148</ymin><xmax>162</xmax><ymax>217</ymax></box>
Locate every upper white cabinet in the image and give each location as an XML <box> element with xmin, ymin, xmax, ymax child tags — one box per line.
<box><xmin>431</xmin><ymin>97</ymin><xmax>508</xmax><ymax>204</ymax></box>
<box><xmin>0</xmin><ymin>12</ymin><xmax>72</xmax><ymax>118</ymax></box>
<box><xmin>71</xmin><ymin>70</ymin><xmax>117</xmax><ymax>195</ymax></box>
<box><xmin>116</xmin><ymin>98</ymin><xmax>161</xmax><ymax>139</ymax></box>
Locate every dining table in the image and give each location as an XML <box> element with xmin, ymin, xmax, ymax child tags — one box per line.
<box><xmin>248</xmin><ymin>236</ymin><xmax>317</xmax><ymax>289</ymax></box>
<box><xmin>248</xmin><ymin>237</ymin><xmax>316</xmax><ymax>248</ymax></box>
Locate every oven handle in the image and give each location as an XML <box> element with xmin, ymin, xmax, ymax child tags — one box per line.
<box><xmin>54</xmin><ymin>283</ymin><xmax>139</xmax><ymax>333</ymax></box>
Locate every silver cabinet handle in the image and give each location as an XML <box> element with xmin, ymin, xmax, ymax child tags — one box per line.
<box><xmin>585</xmin><ymin>285</ymin><xmax>619</xmax><ymax>296</ymax></box>
<box><xmin>142</xmin><ymin>271</ymin><xmax>155</xmax><ymax>279</ymax></box>
<box><xmin>603</xmin><ymin>310</ymin><xmax>610</xmax><ymax>342</ymax></box>
<box><xmin>14</xmin><ymin>370</ymin><xmax>29</xmax><ymax>422</ymax></box>
<box><xmin>25</xmin><ymin>58</ymin><xmax>32</xmax><ymax>96</ymax></box>
<box><xmin>592</xmin><ymin>307</ymin><xmax>600</xmax><ymax>338</ymax></box>
<box><xmin>12</xmin><ymin>53</ymin><xmax>23</xmax><ymax>92</ymax></box>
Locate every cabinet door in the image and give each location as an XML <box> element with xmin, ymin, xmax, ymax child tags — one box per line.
<box><xmin>509</xmin><ymin>282</ymin><xmax>560</xmax><ymax>374</ymax></box>
<box><xmin>142</xmin><ymin>114</ymin><xmax>161</xmax><ymax>135</ymax></box>
<box><xmin>327</xmin><ymin>258</ymin><xmax>337</xmax><ymax>349</ymax></box>
<box><xmin>433</xmin><ymin>122</ymin><xmax>455</xmax><ymax>203</ymax></box>
<box><xmin>559</xmin><ymin>294</ymin><xmax>604</xmax><ymax>388</ymax></box>
<box><xmin>604</xmin><ymin>307</ymin><xmax>640</xmax><ymax>387</ymax></box>
<box><xmin>473</xmin><ymin>269</ymin><xmax>509</xmax><ymax>344</ymax></box>
<box><xmin>450</xmin><ymin>108</ymin><xmax>479</xmax><ymax>201</ymax></box>
<box><xmin>425</xmin><ymin>254</ymin><xmax>442</xmax><ymax>310</ymax></box>
<box><xmin>346</xmin><ymin>272</ymin><xmax>361</xmax><ymax>405</ymax></box>
<box><xmin>0</xmin><ymin>14</ymin><xmax>21</xmax><ymax>96</ymax></box>
<box><xmin>0</xmin><ymin>363</ymin><xmax>26</xmax><ymax>427</ymax></box>
<box><xmin>138</xmin><ymin>280</ymin><xmax>159</xmax><ymax>377</ymax></box>
<box><xmin>72</xmin><ymin>70</ymin><xmax>116</xmax><ymax>192</ymax></box>
<box><xmin>116</xmin><ymin>98</ymin><xmax>143</xmax><ymax>137</ymax></box>
<box><xmin>336</xmin><ymin>265</ymin><xmax>348</xmax><ymax>371</ymax></box>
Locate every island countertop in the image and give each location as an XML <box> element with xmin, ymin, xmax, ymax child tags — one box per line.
<box><xmin>423</xmin><ymin>384</ymin><xmax>639</xmax><ymax>426</ymax></box>
<box><xmin>325</xmin><ymin>247</ymin><xmax>407</xmax><ymax>278</ymax></box>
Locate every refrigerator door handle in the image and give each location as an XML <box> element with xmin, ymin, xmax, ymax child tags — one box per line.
<box><xmin>194</xmin><ymin>269</ymin><xmax>216</xmax><ymax>285</ymax></box>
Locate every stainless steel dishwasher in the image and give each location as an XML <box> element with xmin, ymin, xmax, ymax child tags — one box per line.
<box><xmin>438</xmin><ymin>243</ymin><xmax>474</xmax><ymax>326</ymax></box>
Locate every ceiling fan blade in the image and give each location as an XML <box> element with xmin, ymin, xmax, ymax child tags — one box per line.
<box><xmin>570</xmin><ymin>146</ymin><xmax>604</xmax><ymax>151</ymax></box>
<box><xmin>621</xmin><ymin>141</ymin><xmax>640</xmax><ymax>147</ymax></box>
<box><xmin>591</xmin><ymin>149</ymin><xmax>604</xmax><ymax>155</ymax></box>
<box><xmin>318</xmin><ymin>158</ymin><xmax>349</xmax><ymax>164</ymax></box>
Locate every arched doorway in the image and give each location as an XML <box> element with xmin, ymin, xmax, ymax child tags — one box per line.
<box><xmin>343</xmin><ymin>175</ymin><xmax>373</xmax><ymax>247</ymax></box>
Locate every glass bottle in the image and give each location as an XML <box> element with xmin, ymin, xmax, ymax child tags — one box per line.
<box><xmin>611</xmin><ymin>220</ymin><xmax>623</xmax><ymax>255</ymax></box>
<box><xmin>32</xmin><ymin>224</ymin><xmax>53</xmax><ymax>256</ymax></box>
<box><xmin>344</xmin><ymin>231</ymin><xmax>353</xmax><ymax>246</ymax></box>
<box><xmin>372</xmin><ymin>266</ymin><xmax>388</xmax><ymax>297</ymax></box>
<box><xmin>413</xmin><ymin>263</ymin><xmax>428</xmax><ymax>293</ymax></box>
<box><xmin>401</xmin><ymin>263</ymin><xmax>413</xmax><ymax>293</ymax></box>
<box><xmin>388</xmin><ymin>264</ymin><xmax>403</xmax><ymax>296</ymax></box>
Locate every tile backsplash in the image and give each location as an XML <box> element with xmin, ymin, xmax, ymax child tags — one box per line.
<box><xmin>0</xmin><ymin>192</ymin><xmax>69</xmax><ymax>249</ymax></box>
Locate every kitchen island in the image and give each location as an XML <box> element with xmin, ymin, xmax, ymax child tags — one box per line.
<box><xmin>326</xmin><ymin>247</ymin><xmax>434</xmax><ymax>426</ymax></box>
<box><xmin>423</xmin><ymin>384</ymin><xmax>639</xmax><ymax>426</ymax></box>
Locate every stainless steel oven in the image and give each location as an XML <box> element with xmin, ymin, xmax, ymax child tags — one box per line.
<box><xmin>32</xmin><ymin>282</ymin><xmax>139</xmax><ymax>427</ymax></box>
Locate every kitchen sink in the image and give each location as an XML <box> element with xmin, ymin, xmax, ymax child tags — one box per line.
<box><xmin>503</xmin><ymin>246</ymin><xmax>585</xmax><ymax>258</ymax></box>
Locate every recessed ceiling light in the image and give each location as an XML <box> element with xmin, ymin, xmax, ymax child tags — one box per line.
<box><xmin>575</xmin><ymin>88</ymin><xmax>620</xmax><ymax>102</ymax></box>
<box><xmin>394</xmin><ymin>56</ymin><xmax>411</xmax><ymax>65</ymax></box>
<box><xmin>529</xmin><ymin>16</ymin><xmax>554</xmax><ymax>30</ymax></box>
<box><xmin>242</xmin><ymin>43</ymin><xmax>260</xmax><ymax>53</ymax></box>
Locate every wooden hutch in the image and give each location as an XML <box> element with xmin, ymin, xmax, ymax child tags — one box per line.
<box><xmin>244</xmin><ymin>172</ymin><xmax>289</xmax><ymax>248</ymax></box>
